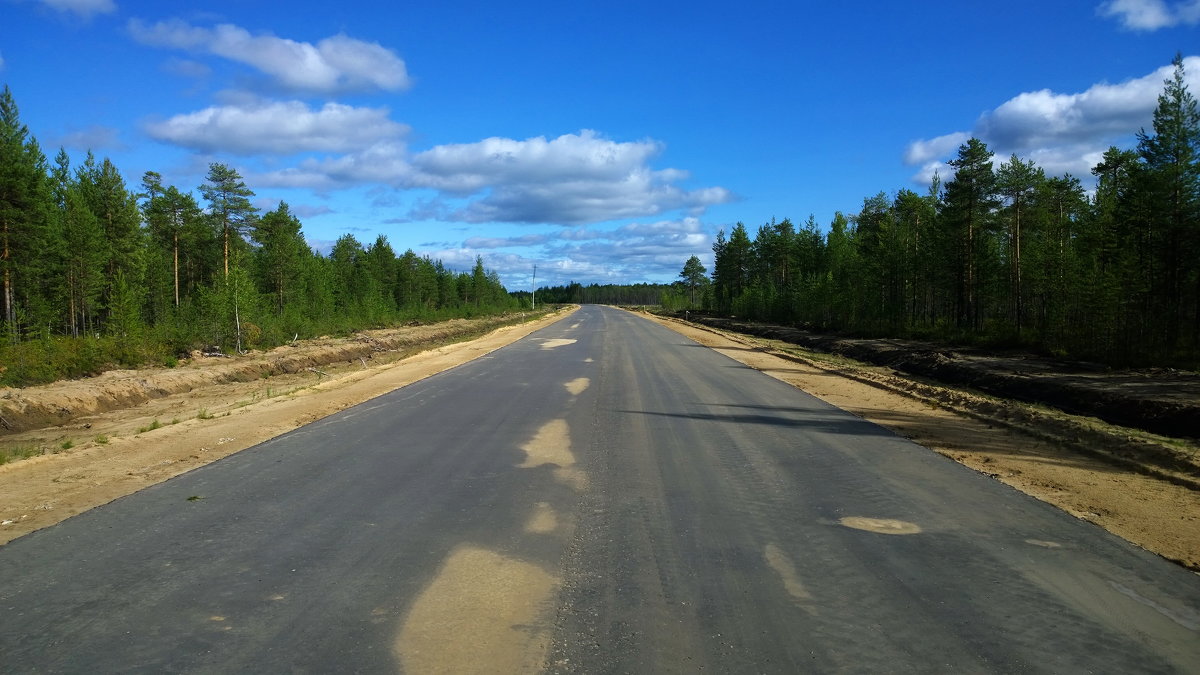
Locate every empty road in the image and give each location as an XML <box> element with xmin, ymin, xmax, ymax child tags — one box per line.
<box><xmin>2</xmin><ymin>305</ymin><xmax>1198</xmax><ymax>673</ymax></box>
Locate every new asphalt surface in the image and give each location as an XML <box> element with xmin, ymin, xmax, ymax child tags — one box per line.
<box><xmin>2</xmin><ymin>305</ymin><xmax>1198</xmax><ymax>673</ymax></box>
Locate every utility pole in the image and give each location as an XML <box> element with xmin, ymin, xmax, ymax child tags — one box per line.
<box><xmin>531</xmin><ymin>264</ymin><xmax>537</xmax><ymax>310</ymax></box>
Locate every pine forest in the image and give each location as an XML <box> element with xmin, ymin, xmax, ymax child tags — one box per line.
<box><xmin>0</xmin><ymin>88</ymin><xmax>517</xmax><ymax>387</ymax></box>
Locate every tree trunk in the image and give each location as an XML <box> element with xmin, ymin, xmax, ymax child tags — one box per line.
<box><xmin>173</xmin><ymin>231</ymin><xmax>180</xmax><ymax>307</ymax></box>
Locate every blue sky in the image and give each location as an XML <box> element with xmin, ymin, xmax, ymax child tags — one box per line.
<box><xmin>2</xmin><ymin>0</ymin><xmax>1197</xmax><ymax>291</ymax></box>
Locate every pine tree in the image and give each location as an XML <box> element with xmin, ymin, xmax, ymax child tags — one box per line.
<box><xmin>1136</xmin><ymin>53</ymin><xmax>1200</xmax><ymax>346</ymax></box>
<box><xmin>200</xmin><ymin>163</ymin><xmax>257</xmax><ymax>279</ymax></box>
<box><xmin>942</xmin><ymin>138</ymin><xmax>999</xmax><ymax>331</ymax></box>
<box><xmin>253</xmin><ymin>202</ymin><xmax>308</xmax><ymax>316</ymax></box>
<box><xmin>996</xmin><ymin>154</ymin><xmax>1046</xmax><ymax>336</ymax></box>
<box><xmin>0</xmin><ymin>86</ymin><xmax>53</xmax><ymax>336</ymax></box>
<box><xmin>679</xmin><ymin>255</ymin><xmax>707</xmax><ymax>307</ymax></box>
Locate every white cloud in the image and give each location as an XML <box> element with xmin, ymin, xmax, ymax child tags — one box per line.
<box><xmin>408</xmin><ymin>130</ymin><xmax>662</xmax><ymax>194</ymax></box>
<box><xmin>127</xmin><ymin>19</ymin><xmax>410</xmax><ymax>94</ymax></box>
<box><xmin>903</xmin><ymin>132</ymin><xmax>970</xmax><ymax>166</ymax></box>
<box><xmin>412</xmin><ymin>217</ymin><xmax>715</xmax><ymax>287</ymax></box>
<box><xmin>409</xmin><ymin>131</ymin><xmax>732</xmax><ymax>224</ymax></box>
<box><xmin>903</xmin><ymin>57</ymin><xmax>1200</xmax><ymax>181</ymax></box>
<box><xmin>144</xmin><ymin>100</ymin><xmax>408</xmax><ymax>155</ymax></box>
<box><xmin>540</xmin><ymin>218</ymin><xmax>712</xmax><ymax>279</ymax></box>
<box><xmin>39</xmin><ymin>0</ymin><xmax>115</xmax><ymax>18</ymax></box>
<box><xmin>1098</xmin><ymin>0</ymin><xmax>1200</xmax><ymax>30</ymax></box>
<box><xmin>256</xmin><ymin>130</ymin><xmax>733</xmax><ymax>225</ymax></box>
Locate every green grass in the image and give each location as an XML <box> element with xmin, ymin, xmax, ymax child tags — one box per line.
<box><xmin>94</xmin><ymin>434</ymin><xmax>109</xmax><ymax>445</ymax></box>
<box><xmin>197</xmin><ymin>408</ymin><xmax>213</xmax><ymax>420</ymax></box>
<box><xmin>136</xmin><ymin>419</ymin><xmax>163</xmax><ymax>434</ymax></box>
<box><xmin>0</xmin><ymin>445</ymin><xmax>43</xmax><ymax>465</ymax></box>
<box><xmin>60</xmin><ymin>439</ymin><xmax>74</xmax><ymax>450</ymax></box>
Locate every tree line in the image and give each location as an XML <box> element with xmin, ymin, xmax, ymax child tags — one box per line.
<box><xmin>0</xmin><ymin>86</ymin><xmax>518</xmax><ymax>386</ymax></box>
<box><xmin>701</xmin><ymin>55</ymin><xmax>1199</xmax><ymax>367</ymax></box>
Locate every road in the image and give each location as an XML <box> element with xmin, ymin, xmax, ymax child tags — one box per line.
<box><xmin>1</xmin><ymin>304</ymin><xmax>1198</xmax><ymax>673</ymax></box>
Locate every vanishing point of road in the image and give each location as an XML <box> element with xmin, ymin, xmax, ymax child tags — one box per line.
<box><xmin>2</xmin><ymin>305</ymin><xmax>1198</xmax><ymax>673</ymax></box>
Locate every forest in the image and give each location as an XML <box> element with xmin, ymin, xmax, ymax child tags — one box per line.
<box><xmin>698</xmin><ymin>56</ymin><xmax>1199</xmax><ymax>368</ymax></box>
<box><xmin>0</xmin><ymin>88</ymin><xmax>518</xmax><ymax>387</ymax></box>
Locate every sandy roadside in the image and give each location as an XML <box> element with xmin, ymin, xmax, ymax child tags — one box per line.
<box><xmin>0</xmin><ymin>307</ymin><xmax>578</xmax><ymax>545</ymax></box>
<box><xmin>642</xmin><ymin>312</ymin><xmax>1200</xmax><ymax>572</ymax></box>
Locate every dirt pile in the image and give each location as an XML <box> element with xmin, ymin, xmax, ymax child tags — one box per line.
<box><xmin>0</xmin><ymin>314</ymin><xmax>535</xmax><ymax>437</ymax></box>
<box><xmin>690</xmin><ymin>317</ymin><xmax>1200</xmax><ymax>441</ymax></box>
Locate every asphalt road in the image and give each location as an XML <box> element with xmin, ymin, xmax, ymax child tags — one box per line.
<box><xmin>2</xmin><ymin>305</ymin><xmax>1198</xmax><ymax>673</ymax></box>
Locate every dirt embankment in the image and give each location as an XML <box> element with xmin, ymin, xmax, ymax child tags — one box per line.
<box><xmin>0</xmin><ymin>314</ymin><xmax>538</xmax><ymax>437</ymax></box>
<box><xmin>689</xmin><ymin>317</ymin><xmax>1200</xmax><ymax>440</ymax></box>
<box><xmin>686</xmin><ymin>317</ymin><xmax>1200</xmax><ymax>482</ymax></box>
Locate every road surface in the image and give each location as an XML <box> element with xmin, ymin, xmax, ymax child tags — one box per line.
<box><xmin>2</xmin><ymin>305</ymin><xmax>1198</xmax><ymax>673</ymax></box>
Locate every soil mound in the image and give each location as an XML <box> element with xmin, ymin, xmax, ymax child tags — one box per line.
<box><xmin>690</xmin><ymin>317</ymin><xmax>1200</xmax><ymax>441</ymax></box>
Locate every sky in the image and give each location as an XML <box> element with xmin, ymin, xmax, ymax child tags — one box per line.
<box><xmin>1</xmin><ymin>0</ymin><xmax>1198</xmax><ymax>291</ymax></box>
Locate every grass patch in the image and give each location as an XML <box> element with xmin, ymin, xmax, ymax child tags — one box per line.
<box><xmin>197</xmin><ymin>408</ymin><xmax>213</xmax><ymax>420</ymax></box>
<box><xmin>94</xmin><ymin>434</ymin><xmax>109</xmax><ymax>445</ymax></box>
<box><xmin>136</xmin><ymin>419</ymin><xmax>163</xmax><ymax>434</ymax></box>
<box><xmin>0</xmin><ymin>445</ymin><xmax>43</xmax><ymax>465</ymax></box>
<box><xmin>60</xmin><ymin>439</ymin><xmax>74</xmax><ymax>450</ymax></box>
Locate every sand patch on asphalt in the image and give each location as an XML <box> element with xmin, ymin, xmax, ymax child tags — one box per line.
<box><xmin>525</xmin><ymin>502</ymin><xmax>560</xmax><ymax>534</ymax></box>
<box><xmin>395</xmin><ymin>545</ymin><xmax>558</xmax><ymax>674</ymax></box>
<box><xmin>518</xmin><ymin>419</ymin><xmax>587</xmax><ymax>491</ymax></box>
<box><xmin>538</xmin><ymin>339</ymin><xmax>576</xmax><ymax>350</ymax></box>
<box><xmin>564</xmin><ymin>378</ymin><xmax>590</xmax><ymax>396</ymax></box>
<box><xmin>839</xmin><ymin>517</ymin><xmax>922</xmax><ymax>535</ymax></box>
<box><xmin>764</xmin><ymin>543</ymin><xmax>813</xmax><ymax>604</ymax></box>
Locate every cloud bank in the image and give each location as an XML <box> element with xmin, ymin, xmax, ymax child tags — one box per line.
<box><xmin>136</xmin><ymin>19</ymin><xmax>731</xmax><ymax>226</ymax></box>
<box><xmin>144</xmin><ymin>100</ymin><xmax>408</xmax><ymax>155</ymax></box>
<box><xmin>904</xmin><ymin>56</ymin><xmax>1200</xmax><ymax>183</ymax></box>
<box><xmin>248</xmin><ymin>131</ymin><xmax>732</xmax><ymax>225</ymax></box>
<box><xmin>1098</xmin><ymin>0</ymin><xmax>1200</xmax><ymax>30</ymax></box>
<box><xmin>128</xmin><ymin>19</ymin><xmax>411</xmax><ymax>94</ymax></box>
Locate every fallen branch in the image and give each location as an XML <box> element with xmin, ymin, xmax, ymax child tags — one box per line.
<box><xmin>0</xmin><ymin>414</ymin><xmax>12</xmax><ymax>431</ymax></box>
<box><xmin>306</xmin><ymin>367</ymin><xmax>330</xmax><ymax>378</ymax></box>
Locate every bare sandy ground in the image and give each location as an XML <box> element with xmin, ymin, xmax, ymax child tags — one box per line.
<box><xmin>643</xmin><ymin>313</ymin><xmax>1200</xmax><ymax>572</ymax></box>
<box><xmin>3</xmin><ymin>306</ymin><xmax>1198</xmax><ymax>574</ymax></box>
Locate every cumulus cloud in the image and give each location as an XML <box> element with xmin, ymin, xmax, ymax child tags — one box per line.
<box><xmin>40</xmin><ymin>0</ymin><xmax>115</xmax><ymax>18</ymax></box>
<box><xmin>144</xmin><ymin>100</ymin><xmax>408</xmax><ymax>155</ymax></box>
<box><xmin>410</xmin><ymin>131</ymin><xmax>732</xmax><ymax>224</ymax></box>
<box><xmin>256</xmin><ymin>130</ymin><xmax>733</xmax><ymax>225</ymax></box>
<box><xmin>1097</xmin><ymin>0</ymin><xmax>1200</xmax><ymax>30</ymax></box>
<box><xmin>537</xmin><ymin>217</ymin><xmax>712</xmax><ymax>279</ymax></box>
<box><xmin>903</xmin><ymin>57</ymin><xmax>1200</xmax><ymax>181</ymax></box>
<box><xmin>414</xmin><ymin>217</ymin><xmax>715</xmax><ymax>287</ymax></box>
<box><xmin>903</xmin><ymin>132</ymin><xmax>970</xmax><ymax>166</ymax></box>
<box><xmin>127</xmin><ymin>19</ymin><xmax>410</xmax><ymax>94</ymax></box>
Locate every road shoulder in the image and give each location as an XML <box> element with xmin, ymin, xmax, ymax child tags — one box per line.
<box><xmin>640</xmin><ymin>311</ymin><xmax>1200</xmax><ymax>572</ymax></box>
